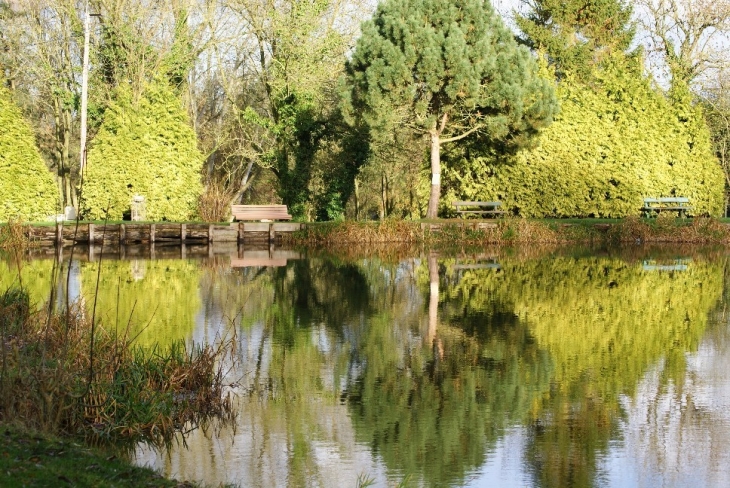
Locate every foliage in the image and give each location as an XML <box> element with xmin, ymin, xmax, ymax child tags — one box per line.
<box><xmin>443</xmin><ymin>57</ymin><xmax>725</xmax><ymax>217</ymax></box>
<box><xmin>81</xmin><ymin>81</ymin><xmax>204</xmax><ymax>221</ymax></box>
<box><xmin>343</xmin><ymin>0</ymin><xmax>558</xmax><ymax>217</ymax></box>
<box><xmin>0</xmin><ymin>85</ymin><xmax>58</xmax><ymax>222</ymax></box>
<box><xmin>516</xmin><ymin>0</ymin><xmax>636</xmax><ymax>79</ymax></box>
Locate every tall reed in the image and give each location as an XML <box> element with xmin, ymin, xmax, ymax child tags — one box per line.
<box><xmin>0</xmin><ymin>286</ymin><xmax>233</xmax><ymax>448</ymax></box>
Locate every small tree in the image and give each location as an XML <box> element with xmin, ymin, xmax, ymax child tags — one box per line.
<box><xmin>0</xmin><ymin>85</ymin><xmax>58</xmax><ymax>221</ymax></box>
<box><xmin>343</xmin><ymin>0</ymin><xmax>557</xmax><ymax>218</ymax></box>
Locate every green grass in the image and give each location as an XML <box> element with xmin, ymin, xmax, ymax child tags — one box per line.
<box><xmin>0</xmin><ymin>425</ymin><xmax>198</xmax><ymax>487</ymax></box>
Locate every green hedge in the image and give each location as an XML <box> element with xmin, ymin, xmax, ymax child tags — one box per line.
<box><xmin>81</xmin><ymin>82</ymin><xmax>203</xmax><ymax>221</ymax></box>
<box><xmin>0</xmin><ymin>86</ymin><xmax>58</xmax><ymax>222</ymax></box>
<box><xmin>444</xmin><ymin>59</ymin><xmax>725</xmax><ymax>217</ymax></box>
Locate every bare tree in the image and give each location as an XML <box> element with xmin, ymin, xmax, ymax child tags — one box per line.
<box><xmin>635</xmin><ymin>0</ymin><xmax>730</xmax><ymax>89</ymax></box>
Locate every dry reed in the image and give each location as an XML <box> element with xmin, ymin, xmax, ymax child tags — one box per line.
<box><xmin>0</xmin><ymin>287</ymin><xmax>233</xmax><ymax>448</ymax></box>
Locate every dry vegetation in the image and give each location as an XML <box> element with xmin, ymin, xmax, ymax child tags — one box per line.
<box><xmin>0</xmin><ymin>285</ymin><xmax>234</xmax><ymax>447</ymax></box>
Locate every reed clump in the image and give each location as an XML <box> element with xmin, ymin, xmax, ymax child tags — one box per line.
<box><xmin>0</xmin><ymin>287</ymin><xmax>233</xmax><ymax>448</ymax></box>
<box><xmin>286</xmin><ymin>219</ymin><xmax>422</xmax><ymax>244</ymax></box>
<box><xmin>0</xmin><ymin>219</ymin><xmax>32</xmax><ymax>255</ymax></box>
<box><xmin>607</xmin><ymin>215</ymin><xmax>730</xmax><ymax>243</ymax></box>
<box><xmin>198</xmin><ymin>181</ymin><xmax>236</xmax><ymax>223</ymax></box>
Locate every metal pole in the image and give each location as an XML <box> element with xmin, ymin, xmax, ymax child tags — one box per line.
<box><xmin>79</xmin><ymin>1</ymin><xmax>90</xmax><ymax>175</ymax></box>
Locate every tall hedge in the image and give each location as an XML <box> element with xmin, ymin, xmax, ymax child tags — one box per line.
<box><xmin>444</xmin><ymin>59</ymin><xmax>725</xmax><ymax>217</ymax></box>
<box><xmin>81</xmin><ymin>82</ymin><xmax>203</xmax><ymax>221</ymax></box>
<box><xmin>0</xmin><ymin>86</ymin><xmax>58</xmax><ymax>222</ymax></box>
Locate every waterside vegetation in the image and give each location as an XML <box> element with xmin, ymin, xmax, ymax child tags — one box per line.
<box><xmin>285</xmin><ymin>215</ymin><xmax>730</xmax><ymax>246</ymax></box>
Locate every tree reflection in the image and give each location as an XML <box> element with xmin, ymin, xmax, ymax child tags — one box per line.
<box><xmin>344</xmin><ymin>254</ymin><xmax>552</xmax><ymax>486</ymax></box>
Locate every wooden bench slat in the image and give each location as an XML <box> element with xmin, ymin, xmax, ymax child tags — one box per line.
<box><xmin>231</xmin><ymin>204</ymin><xmax>292</xmax><ymax>221</ymax></box>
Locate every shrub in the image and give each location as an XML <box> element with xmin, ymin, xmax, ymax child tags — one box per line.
<box><xmin>444</xmin><ymin>57</ymin><xmax>725</xmax><ymax>217</ymax></box>
<box><xmin>81</xmin><ymin>81</ymin><xmax>203</xmax><ymax>221</ymax></box>
<box><xmin>0</xmin><ymin>86</ymin><xmax>58</xmax><ymax>222</ymax></box>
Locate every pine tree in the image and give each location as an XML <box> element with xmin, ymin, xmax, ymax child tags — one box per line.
<box><xmin>343</xmin><ymin>0</ymin><xmax>557</xmax><ymax>218</ymax></box>
<box><xmin>516</xmin><ymin>0</ymin><xmax>635</xmax><ymax>80</ymax></box>
<box><xmin>0</xmin><ymin>85</ymin><xmax>58</xmax><ymax>221</ymax></box>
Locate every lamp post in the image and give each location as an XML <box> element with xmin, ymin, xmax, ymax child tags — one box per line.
<box><xmin>79</xmin><ymin>0</ymin><xmax>91</xmax><ymax>175</ymax></box>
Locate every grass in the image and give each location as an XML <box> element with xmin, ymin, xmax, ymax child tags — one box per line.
<box><xmin>0</xmin><ymin>425</ymin><xmax>201</xmax><ymax>487</ymax></box>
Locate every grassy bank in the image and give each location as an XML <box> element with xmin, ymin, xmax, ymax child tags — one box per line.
<box><xmin>284</xmin><ymin>215</ymin><xmax>730</xmax><ymax>246</ymax></box>
<box><xmin>0</xmin><ymin>425</ymin><xmax>199</xmax><ymax>487</ymax></box>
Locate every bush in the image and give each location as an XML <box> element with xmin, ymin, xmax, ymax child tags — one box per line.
<box><xmin>81</xmin><ymin>81</ymin><xmax>203</xmax><ymax>221</ymax></box>
<box><xmin>0</xmin><ymin>86</ymin><xmax>58</xmax><ymax>222</ymax></box>
<box><xmin>444</xmin><ymin>57</ymin><xmax>725</xmax><ymax>218</ymax></box>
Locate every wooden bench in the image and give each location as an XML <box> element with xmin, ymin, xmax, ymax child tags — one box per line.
<box><xmin>452</xmin><ymin>201</ymin><xmax>506</xmax><ymax>218</ymax></box>
<box><xmin>640</xmin><ymin>197</ymin><xmax>692</xmax><ymax>218</ymax></box>
<box><xmin>231</xmin><ymin>204</ymin><xmax>292</xmax><ymax>221</ymax></box>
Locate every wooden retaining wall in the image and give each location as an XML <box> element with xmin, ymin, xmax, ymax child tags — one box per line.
<box><xmin>26</xmin><ymin>222</ymin><xmax>304</xmax><ymax>247</ymax></box>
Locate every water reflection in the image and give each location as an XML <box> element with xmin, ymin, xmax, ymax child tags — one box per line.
<box><xmin>4</xmin><ymin>245</ymin><xmax>730</xmax><ymax>487</ymax></box>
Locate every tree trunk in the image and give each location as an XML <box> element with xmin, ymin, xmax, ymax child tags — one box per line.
<box><xmin>426</xmin><ymin>130</ymin><xmax>441</xmax><ymax>219</ymax></box>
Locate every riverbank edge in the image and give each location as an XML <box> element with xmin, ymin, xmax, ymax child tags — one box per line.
<box><xmin>0</xmin><ymin>424</ymin><xmax>204</xmax><ymax>487</ymax></box>
<box><xmin>283</xmin><ymin>216</ymin><xmax>730</xmax><ymax>245</ymax></box>
<box><xmin>3</xmin><ymin>216</ymin><xmax>730</xmax><ymax>248</ymax></box>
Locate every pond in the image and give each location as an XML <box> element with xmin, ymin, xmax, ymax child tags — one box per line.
<box><xmin>7</xmin><ymin>243</ymin><xmax>730</xmax><ymax>487</ymax></box>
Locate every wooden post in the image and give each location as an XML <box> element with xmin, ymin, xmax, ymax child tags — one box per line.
<box><xmin>181</xmin><ymin>223</ymin><xmax>187</xmax><ymax>243</ymax></box>
<box><xmin>208</xmin><ymin>224</ymin><xmax>214</xmax><ymax>243</ymax></box>
<box><xmin>269</xmin><ymin>223</ymin><xmax>275</xmax><ymax>242</ymax></box>
<box><xmin>181</xmin><ymin>243</ymin><xmax>187</xmax><ymax>259</ymax></box>
<box><xmin>88</xmin><ymin>223</ymin><xmax>95</xmax><ymax>244</ymax></box>
<box><xmin>150</xmin><ymin>224</ymin><xmax>155</xmax><ymax>243</ymax></box>
<box><xmin>120</xmin><ymin>224</ymin><xmax>126</xmax><ymax>244</ymax></box>
<box><xmin>238</xmin><ymin>222</ymin><xmax>245</xmax><ymax>243</ymax></box>
<box><xmin>55</xmin><ymin>222</ymin><xmax>63</xmax><ymax>246</ymax></box>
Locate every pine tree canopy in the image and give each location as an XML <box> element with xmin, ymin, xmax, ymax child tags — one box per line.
<box><xmin>516</xmin><ymin>0</ymin><xmax>636</xmax><ymax>79</ymax></box>
<box><xmin>344</xmin><ymin>0</ymin><xmax>557</xmax><ymax>217</ymax></box>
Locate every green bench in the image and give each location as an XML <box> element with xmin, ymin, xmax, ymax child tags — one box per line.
<box><xmin>452</xmin><ymin>201</ymin><xmax>506</xmax><ymax>218</ymax></box>
<box><xmin>640</xmin><ymin>197</ymin><xmax>692</xmax><ymax>218</ymax></box>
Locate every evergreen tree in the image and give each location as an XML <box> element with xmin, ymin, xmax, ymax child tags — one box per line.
<box><xmin>0</xmin><ymin>85</ymin><xmax>58</xmax><ymax>221</ymax></box>
<box><xmin>81</xmin><ymin>81</ymin><xmax>203</xmax><ymax>221</ymax></box>
<box><xmin>516</xmin><ymin>0</ymin><xmax>636</xmax><ymax>80</ymax></box>
<box><xmin>343</xmin><ymin>0</ymin><xmax>557</xmax><ymax>218</ymax></box>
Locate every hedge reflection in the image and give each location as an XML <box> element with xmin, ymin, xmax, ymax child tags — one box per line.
<box><xmin>80</xmin><ymin>259</ymin><xmax>202</xmax><ymax>347</ymax></box>
<box><xmin>439</xmin><ymin>255</ymin><xmax>724</xmax><ymax>487</ymax></box>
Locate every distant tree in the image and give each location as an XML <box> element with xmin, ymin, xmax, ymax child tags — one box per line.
<box><xmin>635</xmin><ymin>0</ymin><xmax>730</xmax><ymax>90</ymax></box>
<box><xmin>515</xmin><ymin>0</ymin><xmax>636</xmax><ymax>80</ymax></box>
<box><xmin>81</xmin><ymin>81</ymin><xmax>203</xmax><ymax>221</ymax></box>
<box><xmin>0</xmin><ymin>85</ymin><xmax>58</xmax><ymax>222</ymax></box>
<box><xmin>344</xmin><ymin>0</ymin><xmax>557</xmax><ymax>218</ymax></box>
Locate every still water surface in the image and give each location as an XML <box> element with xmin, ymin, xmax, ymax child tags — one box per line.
<box><xmin>7</xmin><ymin>244</ymin><xmax>730</xmax><ymax>487</ymax></box>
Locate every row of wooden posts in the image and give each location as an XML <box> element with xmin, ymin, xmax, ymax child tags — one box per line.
<box><xmin>28</xmin><ymin>222</ymin><xmax>304</xmax><ymax>246</ymax></box>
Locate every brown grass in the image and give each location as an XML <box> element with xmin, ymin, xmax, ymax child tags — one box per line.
<box><xmin>0</xmin><ymin>287</ymin><xmax>234</xmax><ymax>447</ymax></box>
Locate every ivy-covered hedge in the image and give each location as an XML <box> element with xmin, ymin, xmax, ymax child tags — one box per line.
<box><xmin>81</xmin><ymin>82</ymin><xmax>203</xmax><ymax>221</ymax></box>
<box><xmin>444</xmin><ymin>59</ymin><xmax>725</xmax><ymax>217</ymax></box>
<box><xmin>0</xmin><ymin>86</ymin><xmax>58</xmax><ymax>222</ymax></box>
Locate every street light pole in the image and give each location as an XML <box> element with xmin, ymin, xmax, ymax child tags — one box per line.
<box><xmin>79</xmin><ymin>0</ymin><xmax>90</xmax><ymax>176</ymax></box>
